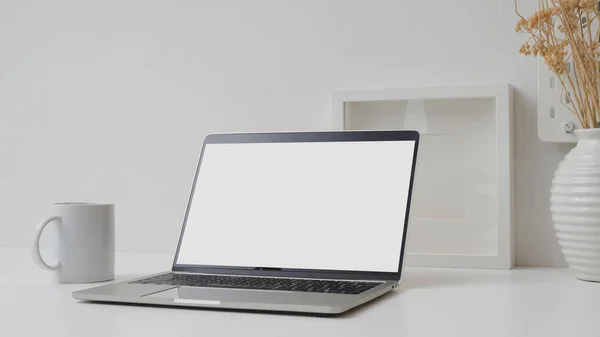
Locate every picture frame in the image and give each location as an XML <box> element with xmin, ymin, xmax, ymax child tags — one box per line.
<box><xmin>332</xmin><ymin>85</ymin><xmax>515</xmax><ymax>269</ymax></box>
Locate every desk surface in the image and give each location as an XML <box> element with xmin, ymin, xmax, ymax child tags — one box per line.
<box><xmin>3</xmin><ymin>246</ymin><xmax>600</xmax><ymax>337</ymax></box>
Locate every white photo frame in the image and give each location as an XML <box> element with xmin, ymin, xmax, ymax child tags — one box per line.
<box><xmin>332</xmin><ymin>85</ymin><xmax>514</xmax><ymax>269</ymax></box>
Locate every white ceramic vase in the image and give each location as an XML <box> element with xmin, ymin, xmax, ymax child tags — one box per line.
<box><xmin>551</xmin><ymin>128</ymin><xmax>600</xmax><ymax>281</ymax></box>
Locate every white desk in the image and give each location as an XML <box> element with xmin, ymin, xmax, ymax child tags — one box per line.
<box><xmin>2</xmin><ymin>246</ymin><xmax>600</xmax><ymax>337</ymax></box>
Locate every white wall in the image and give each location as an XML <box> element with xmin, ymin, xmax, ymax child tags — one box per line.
<box><xmin>0</xmin><ymin>0</ymin><xmax>571</xmax><ymax>266</ymax></box>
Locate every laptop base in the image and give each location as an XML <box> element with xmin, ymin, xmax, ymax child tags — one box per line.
<box><xmin>72</xmin><ymin>274</ymin><xmax>397</xmax><ymax>315</ymax></box>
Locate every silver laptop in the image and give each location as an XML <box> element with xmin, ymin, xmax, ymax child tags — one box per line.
<box><xmin>73</xmin><ymin>130</ymin><xmax>420</xmax><ymax>315</ymax></box>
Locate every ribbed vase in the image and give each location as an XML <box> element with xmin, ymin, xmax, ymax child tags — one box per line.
<box><xmin>551</xmin><ymin>128</ymin><xmax>600</xmax><ymax>281</ymax></box>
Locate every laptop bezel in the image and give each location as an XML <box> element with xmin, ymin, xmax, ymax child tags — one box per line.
<box><xmin>171</xmin><ymin>130</ymin><xmax>420</xmax><ymax>282</ymax></box>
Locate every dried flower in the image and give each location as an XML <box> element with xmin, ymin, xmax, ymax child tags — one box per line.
<box><xmin>516</xmin><ymin>0</ymin><xmax>600</xmax><ymax>128</ymax></box>
<box><xmin>579</xmin><ymin>0</ymin><xmax>596</xmax><ymax>9</ymax></box>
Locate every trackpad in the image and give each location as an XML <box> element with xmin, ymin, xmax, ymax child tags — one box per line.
<box><xmin>144</xmin><ymin>288</ymin><xmax>221</xmax><ymax>305</ymax></box>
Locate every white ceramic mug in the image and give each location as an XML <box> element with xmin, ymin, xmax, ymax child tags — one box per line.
<box><xmin>32</xmin><ymin>203</ymin><xmax>115</xmax><ymax>283</ymax></box>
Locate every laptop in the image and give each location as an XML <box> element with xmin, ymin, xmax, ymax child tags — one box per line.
<box><xmin>73</xmin><ymin>130</ymin><xmax>420</xmax><ymax>315</ymax></box>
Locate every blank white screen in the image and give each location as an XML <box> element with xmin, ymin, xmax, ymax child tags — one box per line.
<box><xmin>176</xmin><ymin>140</ymin><xmax>415</xmax><ymax>272</ymax></box>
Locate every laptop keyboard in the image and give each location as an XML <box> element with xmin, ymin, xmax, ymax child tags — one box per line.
<box><xmin>131</xmin><ymin>273</ymin><xmax>381</xmax><ymax>295</ymax></box>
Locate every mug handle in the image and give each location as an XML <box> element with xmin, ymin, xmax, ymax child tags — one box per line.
<box><xmin>32</xmin><ymin>216</ymin><xmax>61</xmax><ymax>270</ymax></box>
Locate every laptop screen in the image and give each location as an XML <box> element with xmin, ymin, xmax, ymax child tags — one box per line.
<box><xmin>175</xmin><ymin>138</ymin><xmax>416</xmax><ymax>273</ymax></box>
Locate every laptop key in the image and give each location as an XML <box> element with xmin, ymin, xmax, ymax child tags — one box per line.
<box><xmin>131</xmin><ymin>273</ymin><xmax>382</xmax><ymax>295</ymax></box>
